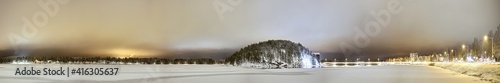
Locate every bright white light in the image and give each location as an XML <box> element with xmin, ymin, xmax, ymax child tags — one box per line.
<box><xmin>301</xmin><ymin>54</ymin><xmax>320</xmax><ymax>68</ymax></box>
<box><xmin>11</xmin><ymin>60</ymin><xmax>32</xmax><ymax>64</ymax></box>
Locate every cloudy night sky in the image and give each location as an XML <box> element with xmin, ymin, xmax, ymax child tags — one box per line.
<box><xmin>0</xmin><ymin>0</ymin><xmax>499</xmax><ymax>60</ymax></box>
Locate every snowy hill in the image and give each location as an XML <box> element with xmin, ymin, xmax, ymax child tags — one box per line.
<box><xmin>225</xmin><ymin>40</ymin><xmax>320</xmax><ymax>69</ymax></box>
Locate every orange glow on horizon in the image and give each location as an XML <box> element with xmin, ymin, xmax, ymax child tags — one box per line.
<box><xmin>86</xmin><ymin>48</ymin><xmax>163</xmax><ymax>58</ymax></box>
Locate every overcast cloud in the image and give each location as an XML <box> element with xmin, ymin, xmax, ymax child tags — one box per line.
<box><xmin>0</xmin><ymin>0</ymin><xmax>499</xmax><ymax>59</ymax></box>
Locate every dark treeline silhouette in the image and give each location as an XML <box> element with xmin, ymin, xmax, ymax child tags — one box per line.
<box><xmin>0</xmin><ymin>56</ymin><xmax>223</xmax><ymax>64</ymax></box>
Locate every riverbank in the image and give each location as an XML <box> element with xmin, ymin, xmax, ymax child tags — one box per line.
<box><xmin>434</xmin><ymin>63</ymin><xmax>500</xmax><ymax>83</ymax></box>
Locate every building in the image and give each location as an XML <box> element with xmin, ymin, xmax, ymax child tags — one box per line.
<box><xmin>410</xmin><ymin>53</ymin><xmax>418</xmax><ymax>62</ymax></box>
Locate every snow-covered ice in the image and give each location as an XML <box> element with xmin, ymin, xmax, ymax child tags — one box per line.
<box><xmin>0</xmin><ymin>64</ymin><xmax>487</xmax><ymax>83</ymax></box>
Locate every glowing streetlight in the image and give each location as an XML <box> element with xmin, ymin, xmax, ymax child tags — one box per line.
<box><xmin>450</xmin><ymin>49</ymin><xmax>454</xmax><ymax>62</ymax></box>
<box><xmin>484</xmin><ymin>35</ymin><xmax>494</xmax><ymax>60</ymax></box>
<box><xmin>462</xmin><ymin>44</ymin><xmax>469</xmax><ymax>62</ymax></box>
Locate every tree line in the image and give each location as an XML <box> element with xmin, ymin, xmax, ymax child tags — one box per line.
<box><xmin>0</xmin><ymin>56</ymin><xmax>223</xmax><ymax>64</ymax></box>
<box><xmin>448</xmin><ymin>25</ymin><xmax>500</xmax><ymax>61</ymax></box>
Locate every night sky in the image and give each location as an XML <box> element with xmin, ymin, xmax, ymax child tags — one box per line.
<box><xmin>0</xmin><ymin>0</ymin><xmax>499</xmax><ymax>60</ymax></box>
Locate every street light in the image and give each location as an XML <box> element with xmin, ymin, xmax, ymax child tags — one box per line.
<box><xmin>462</xmin><ymin>44</ymin><xmax>469</xmax><ymax>62</ymax></box>
<box><xmin>484</xmin><ymin>35</ymin><xmax>494</xmax><ymax>61</ymax></box>
<box><xmin>451</xmin><ymin>49</ymin><xmax>454</xmax><ymax>62</ymax></box>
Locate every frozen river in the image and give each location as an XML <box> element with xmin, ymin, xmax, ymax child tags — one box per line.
<box><xmin>0</xmin><ymin>64</ymin><xmax>487</xmax><ymax>83</ymax></box>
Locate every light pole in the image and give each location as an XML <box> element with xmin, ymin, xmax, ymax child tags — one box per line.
<box><xmin>462</xmin><ymin>44</ymin><xmax>469</xmax><ymax>62</ymax></box>
<box><xmin>444</xmin><ymin>51</ymin><xmax>448</xmax><ymax>62</ymax></box>
<box><xmin>484</xmin><ymin>35</ymin><xmax>494</xmax><ymax>61</ymax></box>
<box><xmin>451</xmin><ymin>49</ymin><xmax>454</xmax><ymax>62</ymax></box>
